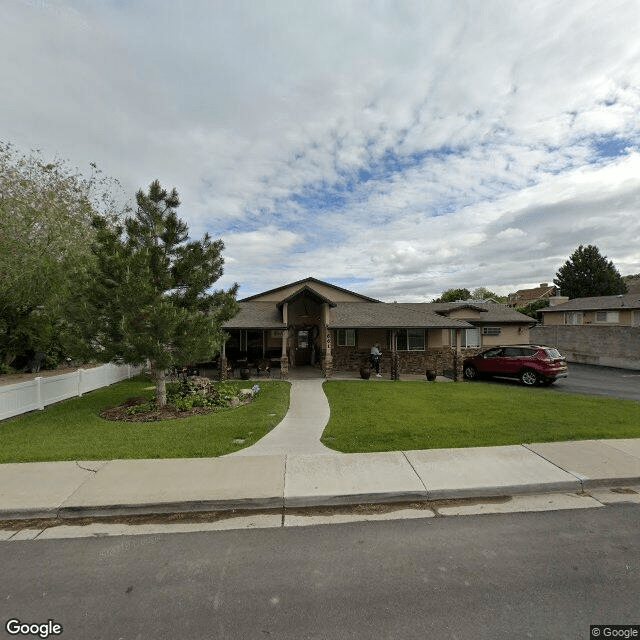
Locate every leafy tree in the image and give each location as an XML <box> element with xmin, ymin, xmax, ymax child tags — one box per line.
<box><xmin>66</xmin><ymin>180</ymin><xmax>239</xmax><ymax>405</ymax></box>
<box><xmin>472</xmin><ymin>287</ymin><xmax>507</xmax><ymax>303</ymax></box>
<box><xmin>554</xmin><ymin>245</ymin><xmax>627</xmax><ymax>299</ymax></box>
<box><xmin>0</xmin><ymin>142</ymin><xmax>126</xmax><ymax>368</ymax></box>
<box><xmin>433</xmin><ymin>288</ymin><xmax>471</xmax><ymax>303</ymax></box>
<box><xmin>516</xmin><ymin>298</ymin><xmax>550</xmax><ymax>321</ymax></box>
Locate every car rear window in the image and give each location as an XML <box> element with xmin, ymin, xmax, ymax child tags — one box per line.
<box><xmin>544</xmin><ymin>348</ymin><xmax>562</xmax><ymax>359</ymax></box>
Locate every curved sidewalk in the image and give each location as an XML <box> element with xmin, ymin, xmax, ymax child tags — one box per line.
<box><xmin>227</xmin><ymin>377</ymin><xmax>337</xmax><ymax>457</ymax></box>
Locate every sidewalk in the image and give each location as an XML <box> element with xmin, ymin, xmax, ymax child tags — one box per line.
<box><xmin>1</xmin><ymin>372</ymin><xmax>640</xmax><ymax>521</ymax></box>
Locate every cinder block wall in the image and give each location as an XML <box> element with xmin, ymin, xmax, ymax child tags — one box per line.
<box><xmin>531</xmin><ymin>326</ymin><xmax>640</xmax><ymax>369</ymax></box>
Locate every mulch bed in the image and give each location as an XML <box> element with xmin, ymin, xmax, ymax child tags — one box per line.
<box><xmin>100</xmin><ymin>404</ymin><xmax>220</xmax><ymax>422</ymax></box>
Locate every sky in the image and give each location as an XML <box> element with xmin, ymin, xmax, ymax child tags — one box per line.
<box><xmin>3</xmin><ymin>0</ymin><xmax>640</xmax><ymax>302</ymax></box>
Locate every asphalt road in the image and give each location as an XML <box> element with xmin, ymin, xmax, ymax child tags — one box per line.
<box><xmin>479</xmin><ymin>362</ymin><xmax>640</xmax><ymax>402</ymax></box>
<box><xmin>2</xmin><ymin>504</ymin><xmax>639</xmax><ymax>639</ymax></box>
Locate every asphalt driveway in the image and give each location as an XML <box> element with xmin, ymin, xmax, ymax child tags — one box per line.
<box><xmin>480</xmin><ymin>362</ymin><xmax>640</xmax><ymax>402</ymax></box>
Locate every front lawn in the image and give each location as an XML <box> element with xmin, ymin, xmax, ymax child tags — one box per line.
<box><xmin>321</xmin><ymin>381</ymin><xmax>640</xmax><ymax>452</ymax></box>
<box><xmin>0</xmin><ymin>376</ymin><xmax>290</xmax><ymax>463</ymax></box>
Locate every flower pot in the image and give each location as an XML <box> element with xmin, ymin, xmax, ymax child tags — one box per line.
<box><xmin>360</xmin><ymin>366</ymin><xmax>372</xmax><ymax>380</ymax></box>
<box><xmin>426</xmin><ymin>369</ymin><xmax>437</xmax><ymax>382</ymax></box>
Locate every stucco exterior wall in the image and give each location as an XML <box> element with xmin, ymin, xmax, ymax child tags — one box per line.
<box><xmin>530</xmin><ymin>325</ymin><xmax>640</xmax><ymax>369</ymax></box>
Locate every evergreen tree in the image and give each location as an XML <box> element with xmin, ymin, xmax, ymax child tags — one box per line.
<box><xmin>554</xmin><ymin>245</ymin><xmax>627</xmax><ymax>299</ymax></box>
<box><xmin>67</xmin><ymin>180</ymin><xmax>239</xmax><ymax>405</ymax></box>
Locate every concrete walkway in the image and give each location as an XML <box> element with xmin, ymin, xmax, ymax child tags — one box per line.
<box><xmin>227</xmin><ymin>378</ymin><xmax>336</xmax><ymax>456</ymax></box>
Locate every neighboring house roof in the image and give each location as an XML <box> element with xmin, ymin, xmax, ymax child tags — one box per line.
<box><xmin>223</xmin><ymin>303</ymin><xmax>286</xmax><ymax>329</ymax></box>
<box><xmin>541</xmin><ymin>294</ymin><xmax>640</xmax><ymax>313</ymax></box>
<box><xmin>240</xmin><ymin>277</ymin><xmax>381</xmax><ymax>303</ymax></box>
<box><xmin>327</xmin><ymin>303</ymin><xmax>473</xmax><ymax>329</ymax></box>
<box><xmin>507</xmin><ymin>283</ymin><xmax>557</xmax><ymax>306</ymax></box>
<box><xmin>431</xmin><ymin>302</ymin><xmax>534</xmax><ymax>324</ymax></box>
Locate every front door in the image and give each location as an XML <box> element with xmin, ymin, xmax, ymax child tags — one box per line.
<box><xmin>295</xmin><ymin>329</ymin><xmax>311</xmax><ymax>366</ymax></box>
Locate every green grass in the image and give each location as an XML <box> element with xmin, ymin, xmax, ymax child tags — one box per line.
<box><xmin>0</xmin><ymin>376</ymin><xmax>290</xmax><ymax>463</ymax></box>
<box><xmin>321</xmin><ymin>380</ymin><xmax>640</xmax><ymax>452</ymax></box>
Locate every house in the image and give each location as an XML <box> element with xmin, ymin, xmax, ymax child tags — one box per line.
<box><xmin>539</xmin><ymin>294</ymin><xmax>640</xmax><ymax>327</ymax></box>
<box><xmin>532</xmin><ymin>293</ymin><xmax>640</xmax><ymax>369</ymax></box>
<box><xmin>507</xmin><ymin>283</ymin><xmax>558</xmax><ymax>308</ymax></box>
<box><xmin>221</xmin><ymin>278</ymin><xmax>534</xmax><ymax>379</ymax></box>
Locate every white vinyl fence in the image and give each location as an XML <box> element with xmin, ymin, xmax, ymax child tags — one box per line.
<box><xmin>0</xmin><ymin>363</ymin><xmax>143</xmax><ymax>421</ymax></box>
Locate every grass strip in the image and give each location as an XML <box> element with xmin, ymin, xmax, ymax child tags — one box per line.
<box><xmin>321</xmin><ymin>380</ymin><xmax>640</xmax><ymax>452</ymax></box>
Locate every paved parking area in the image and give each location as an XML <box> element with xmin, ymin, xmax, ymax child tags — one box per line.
<box><xmin>480</xmin><ymin>362</ymin><xmax>640</xmax><ymax>401</ymax></box>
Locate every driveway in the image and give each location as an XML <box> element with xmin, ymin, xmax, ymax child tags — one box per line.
<box><xmin>479</xmin><ymin>362</ymin><xmax>640</xmax><ymax>402</ymax></box>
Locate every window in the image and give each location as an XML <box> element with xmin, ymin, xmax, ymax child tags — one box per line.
<box><xmin>565</xmin><ymin>312</ymin><xmax>584</xmax><ymax>325</ymax></box>
<box><xmin>451</xmin><ymin>328</ymin><xmax>480</xmax><ymax>348</ymax></box>
<box><xmin>395</xmin><ymin>329</ymin><xmax>425</xmax><ymax>351</ymax></box>
<box><xmin>337</xmin><ymin>329</ymin><xmax>355</xmax><ymax>346</ymax></box>
<box><xmin>633</xmin><ymin>311</ymin><xmax>640</xmax><ymax>326</ymax></box>
<box><xmin>482</xmin><ymin>327</ymin><xmax>501</xmax><ymax>336</ymax></box>
<box><xmin>595</xmin><ymin>311</ymin><xmax>619</xmax><ymax>323</ymax></box>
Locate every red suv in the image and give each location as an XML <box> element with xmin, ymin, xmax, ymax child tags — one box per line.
<box><xmin>463</xmin><ymin>345</ymin><xmax>568</xmax><ymax>386</ymax></box>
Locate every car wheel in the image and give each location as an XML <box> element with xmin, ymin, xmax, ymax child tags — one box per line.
<box><xmin>463</xmin><ymin>364</ymin><xmax>478</xmax><ymax>380</ymax></box>
<box><xmin>519</xmin><ymin>369</ymin><xmax>539</xmax><ymax>386</ymax></box>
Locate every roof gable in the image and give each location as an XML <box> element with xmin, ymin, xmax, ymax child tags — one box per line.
<box><xmin>240</xmin><ymin>277</ymin><xmax>380</xmax><ymax>303</ymax></box>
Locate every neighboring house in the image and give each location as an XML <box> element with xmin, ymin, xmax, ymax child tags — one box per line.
<box><xmin>539</xmin><ymin>294</ymin><xmax>640</xmax><ymax>327</ymax></box>
<box><xmin>532</xmin><ymin>293</ymin><xmax>640</xmax><ymax>369</ymax></box>
<box><xmin>507</xmin><ymin>283</ymin><xmax>558</xmax><ymax>308</ymax></box>
<box><xmin>221</xmin><ymin>278</ymin><xmax>534</xmax><ymax>378</ymax></box>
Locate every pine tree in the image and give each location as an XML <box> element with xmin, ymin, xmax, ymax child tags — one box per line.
<box><xmin>553</xmin><ymin>245</ymin><xmax>627</xmax><ymax>299</ymax></box>
<box><xmin>67</xmin><ymin>180</ymin><xmax>239</xmax><ymax>405</ymax></box>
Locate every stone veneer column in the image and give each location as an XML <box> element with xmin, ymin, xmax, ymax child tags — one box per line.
<box><xmin>453</xmin><ymin>329</ymin><xmax>463</xmax><ymax>381</ymax></box>
<box><xmin>280</xmin><ymin>302</ymin><xmax>289</xmax><ymax>379</ymax></box>
<box><xmin>322</xmin><ymin>303</ymin><xmax>333</xmax><ymax>378</ymax></box>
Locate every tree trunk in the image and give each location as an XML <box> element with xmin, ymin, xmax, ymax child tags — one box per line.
<box><xmin>150</xmin><ymin>361</ymin><xmax>167</xmax><ymax>406</ymax></box>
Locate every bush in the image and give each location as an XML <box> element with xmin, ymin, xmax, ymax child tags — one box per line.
<box><xmin>165</xmin><ymin>379</ymin><xmax>244</xmax><ymax>411</ymax></box>
<box><xmin>0</xmin><ymin>362</ymin><xmax>16</xmax><ymax>375</ymax></box>
<box><xmin>125</xmin><ymin>401</ymin><xmax>158</xmax><ymax>415</ymax></box>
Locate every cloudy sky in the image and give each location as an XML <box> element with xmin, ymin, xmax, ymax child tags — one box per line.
<box><xmin>3</xmin><ymin>0</ymin><xmax>640</xmax><ymax>301</ymax></box>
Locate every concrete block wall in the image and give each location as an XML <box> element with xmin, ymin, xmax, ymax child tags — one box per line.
<box><xmin>531</xmin><ymin>325</ymin><xmax>640</xmax><ymax>370</ymax></box>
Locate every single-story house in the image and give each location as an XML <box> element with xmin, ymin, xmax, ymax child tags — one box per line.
<box><xmin>221</xmin><ymin>278</ymin><xmax>534</xmax><ymax>378</ymax></box>
<box><xmin>531</xmin><ymin>293</ymin><xmax>640</xmax><ymax>369</ymax></box>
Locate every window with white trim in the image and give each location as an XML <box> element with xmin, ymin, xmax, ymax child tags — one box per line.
<box><xmin>395</xmin><ymin>329</ymin><xmax>425</xmax><ymax>351</ymax></box>
<box><xmin>595</xmin><ymin>311</ymin><xmax>619</xmax><ymax>323</ymax></box>
<box><xmin>337</xmin><ymin>329</ymin><xmax>356</xmax><ymax>346</ymax></box>
<box><xmin>633</xmin><ymin>311</ymin><xmax>640</xmax><ymax>326</ymax></box>
<box><xmin>451</xmin><ymin>328</ymin><xmax>480</xmax><ymax>348</ymax></box>
<box><xmin>565</xmin><ymin>312</ymin><xmax>584</xmax><ymax>325</ymax></box>
<box><xmin>482</xmin><ymin>327</ymin><xmax>501</xmax><ymax>336</ymax></box>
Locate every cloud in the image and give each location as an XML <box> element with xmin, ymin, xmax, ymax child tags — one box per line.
<box><xmin>1</xmin><ymin>0</ymin><xmax>640</xmax><ymax>302</ymax></box>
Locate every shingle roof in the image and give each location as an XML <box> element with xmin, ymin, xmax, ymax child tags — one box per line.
<box><xmin>541</xmin><ymin>294</ymin><xmax>640</xmax><ymax>313</ymax></box>
<box><xmin>430</xmin><ymin>302</ymin><xmax>534</xmax><ymax>323</ymax></box>
<box><xmin>223</xmin><ymin>303</ymin><xmax>285</xmax><ymax>329</ymax></box>
<box><xmin>327</xmin><ymin>303</ymin><xmax>474</xmax><ymax>329</ymax></box>
<box><xmin>240</xmin><ymin>277</ymin><xmax>380</xmax><ymax>302</ymax></box>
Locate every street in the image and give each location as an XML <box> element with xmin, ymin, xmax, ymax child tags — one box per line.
<box><xmin>2</xmin><ymin>504</ymin><xmax>639</xmax><ymax>639</ymax></box>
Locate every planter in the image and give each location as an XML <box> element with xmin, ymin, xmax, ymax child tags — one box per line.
<box><xmin>240</xmin><ymin>367</ymin><xmax>251</xmax><ymax>380</ymax></box>
<box><xmin>425</xmin><ymin>369</ymin><xmax>437</xmax><ymax>382</ymax></box>
<box><xmin>359</xmin><ymin>366</ymin><xmax>372</xmax><ymax>380</ymax></box>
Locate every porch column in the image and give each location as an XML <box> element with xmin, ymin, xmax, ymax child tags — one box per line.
<box><xmin>322</xmin><ymin>303</ymin><xmax>333</xmax><ymax>378</ymax></box>
<box><xmin>391</xmin><ymin>329</ymin><xmax>400</xmax><ymax>380</ymax></box>
<box><xmin>453</xmin><ymin>329</ymin><xmax>463</xmax><ymax>381</ymax></box>
<box><xmin>280</xmin><ymin>303</ymin><xmax>289</xmax><ymax>378</ymax></box>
